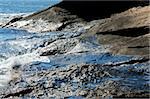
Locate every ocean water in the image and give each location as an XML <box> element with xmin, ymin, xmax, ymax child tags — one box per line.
<box><xmin>0</xmin><ymin>0</ymin><xmax>62</xmax><ymax>62</ymax></box>
<box><xmin>0</xmin><ymin>0</ymin><xmax>61</xmax><ymax>40</ymax></box>
<box><xmin>0</xmin><ymin>28</ymin><xmax>30</xmax><ymax>41</ymax></box>
<box><xmin>0</xmin><ymin>0</ymin><xmax>61</xmax><ymax>13</ymax></box>
<box><xmin>0</xmin><ymin>0</ymin><xmax>62</xmax><ymax>86</ymax></box>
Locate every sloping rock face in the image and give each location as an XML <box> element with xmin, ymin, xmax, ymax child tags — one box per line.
<box><xmin>55</xmin><ymin>1</ymin><xmax>149</xmax><ymax>21</ymax></box>
<box><xmin>0</xmin><ymin>1</ymin><xmax>149</xmax><ymax>98</ymax></box>
<box><xmin>82</xmin><ymin>6</ymin><xmax>150</xmax><ymax>56</ymax></box>
<box><xmin>3</xmin><ymin>6</ymin><xmax>85</xmax><ymax>33</ymax></box>
<box><xmin>2</xmin><ymin>1</ymin><xmax>149</xmax><ymax>33</ymax></box>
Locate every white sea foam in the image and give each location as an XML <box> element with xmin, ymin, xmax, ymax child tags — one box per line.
<box><xmin>0</xmin><ymin>13</ymin><xmax>32</xmax><ymax>26</ymax></box>
<box><xmin>0</xmin><ymin>13</ymin><xmax>31</xmax><ymax>20</ymax></box>
<box><xmin>0</xmin><ymin>52</ymin><xmax>50</xmax><ymax>87</ymax></box>
<box><xmin>0</xmin><ymin>29</ymin><xmax>82</xmax><ymax>87</ymax></box>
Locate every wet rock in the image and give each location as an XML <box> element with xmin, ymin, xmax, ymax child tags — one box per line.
<box><xmin>39</xmin><ymin>38</ymin><xmax>79</xmax><ymax>56</ymax></box>
<box><xmin>0</xmin><ymin>57</ymin><xmax>149</xmax><ymax>98</ymax></box>
<box><xmin>2</xmin><ymin>16</ymin><xmax>23</xmax><ymax>28</ymax></box>
<box><xmin>0</xmin><ymin>1</ymin><xmax>149</xmax><ymax>98</ymax></box>
<box><xmin>3</xmin><ymin>6</ymin><xmax>85</xmax><ymax>33</ymax></box>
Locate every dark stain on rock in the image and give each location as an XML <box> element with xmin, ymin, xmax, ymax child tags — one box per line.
<box><xmin>2</xmin><ymin>17</ymin><xmax>23</xmax><ymax>27</ymax></box>
<box><xmin>103</xmin><ymin>58</ymin><xmax>149</xmax><ymax>67</ymax></box>
<box><xmin>96</xmin><ymin>26</ymin><xmax>149</xmax><ymax>37</ymax></box>
<box><xmin>4</xmin><ymin>88</ymin><xmax>33</xmax><ymax>98</ymax></box>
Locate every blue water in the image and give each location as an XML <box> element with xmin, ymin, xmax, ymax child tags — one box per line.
<box><xmin>0</xmin><ymin>0</ymin><xmax>61</xmax><ymax>13</ymax></box>
<box><xmin>0</xmin><ymin>0</ymin><xmax>61</xmax><ymax>40</ymax></box>
<box><xmin>0</xmin><ymin>28</ymin><xmax>31</xmax><ymax>41</ymax></box>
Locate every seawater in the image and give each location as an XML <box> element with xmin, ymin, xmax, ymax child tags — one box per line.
<box><xmin>0</xmin><ymin>0</ymin><xmax>60</xmax><ymax>88</ymax></box>
<box><xmin>0</xmin><ymin>0</ymin><xmax>60</xmax><ymax>13</ymax></box>
<box><xmin>0</xmin><ymin>0</ymin><xmax>61</xmax><ymax>42</ymax></box>
<box><xmin>0</xmin><ymin>28</ymin><xmax>30</xmax><ymax>41</ymax></box>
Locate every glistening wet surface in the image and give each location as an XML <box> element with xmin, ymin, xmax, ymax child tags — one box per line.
<box><xmin>0</xmin><ymin>28</ymin><xmax>149</xmax><ymax>97</ymax></box>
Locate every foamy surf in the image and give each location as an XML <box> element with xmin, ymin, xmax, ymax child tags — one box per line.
<box><xmin>0</xmin><ymin>28</ymin><xmax>82</xmax><ymax>87</ymax></box>
<box><xmin>0</xmin><ymin>13</ymin><xmax>32</xmax><ymax>26</ymax></box>
<box><xmin>0</xmin><ymin>52</ymin><xmax>50</xmax><ymax>87</ymax></box>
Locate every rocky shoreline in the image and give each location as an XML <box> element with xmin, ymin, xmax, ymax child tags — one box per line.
<box><xmin>0</xmin><ymin>1</ymin><xmax>149</xmax><ymax>98</ymax></box>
